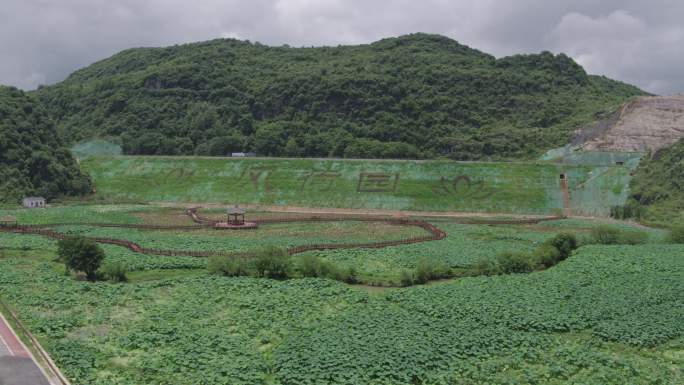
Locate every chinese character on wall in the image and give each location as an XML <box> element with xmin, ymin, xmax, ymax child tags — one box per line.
<box><xmin>357</xmin><ymin>172</ymin><xmax>400</xmax><ymax>193</ymax></box>
<box><xmin>299</xmin><ymin>171</ymin><xmax>341</xmax><ymax>192</ymax></box>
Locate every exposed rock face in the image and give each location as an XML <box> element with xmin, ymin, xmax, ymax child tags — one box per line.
<box><xmin>579</xmin><ymin>96</ymin><xmax>684</xmax><ymax>152</ymax></box>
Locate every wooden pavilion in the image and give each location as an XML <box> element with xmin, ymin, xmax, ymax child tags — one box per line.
<box><xmin>214</xmin><ymin>205</ymin><xmax>257</xmax><ymax>229</ymax></box>
<box><xmin>0</xmin><ymin>216</ymin><xmax>18</xmax><ymax>228</ymax></box>
<box><xmin>227</xmin><ymin>206</ymin><xmax>246</xmax><ymax>225</ymax></box>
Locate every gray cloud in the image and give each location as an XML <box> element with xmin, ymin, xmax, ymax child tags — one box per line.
<box><xmin>1</xmin><ymin>0</ymin><xmax>682</xmax><ymax>94</ymax></box>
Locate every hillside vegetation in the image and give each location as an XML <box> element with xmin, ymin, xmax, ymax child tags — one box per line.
<box><xmin>626</xmin><ymin>139</ymin><xmax>684</xmax><ymax>225</ymax></box>
<box><xmin>0</xmin><ymin>86</ymin><xmax>91</xmax><ymax>203</ymax></box>
<box><xmin>36</xmin><ymin>33</ymin><xmax>644</xmax><ymax>160</ymax></box>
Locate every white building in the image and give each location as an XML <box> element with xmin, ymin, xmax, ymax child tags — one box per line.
<box><xmin>22</xmin><ymin>197</ymin><xmax>46</xmax><ymax>208</ymax></box>
<box><xmin>231</xmin><ymin>152</ymin><xmax>256</xmax><ymax>157</ymax></box>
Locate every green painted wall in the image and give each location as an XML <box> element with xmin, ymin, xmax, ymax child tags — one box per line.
<box><xmin>81</xmin><ymin>155</ymin><xmax>633</xmax><ymax>216</ymax></box>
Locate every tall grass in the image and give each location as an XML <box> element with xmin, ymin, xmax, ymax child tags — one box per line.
<box><xmin>590</xmin><ymin>225</ymin><xmax>648</xmax><ymax>245</ymax></box>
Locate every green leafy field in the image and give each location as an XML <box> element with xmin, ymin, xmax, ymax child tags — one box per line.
<box><xmin>51</xmin><ymin>221</ymin><xmax>426</xmax><ymax>253</ymax></box>
<box><xmin>0</xmin><ymin>204</ymin><xmax>665</xmax><ymax>282</ymax></box>
<box><xmin>0</xmin><ymin>243</ymin><xmax>681</xmax><ymax>384</ymax></box>
<box><xmin>0</xmin><ymin>204</ymin><xmax>681</xmax><ymax>384</ymax></box>
<box><xmin>81</xmin><ymin>156</ymin><xmax>632</xmax><ymax>215</ymax></box>
<box><xmin>3</xmin><ymin>204</ymin><xmax>663</xmax><ymax>283</ymax></box>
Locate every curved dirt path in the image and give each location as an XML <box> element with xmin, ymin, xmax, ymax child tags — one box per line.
<box><xmin>1</xmin><ymin>209</ymin><xmax>448</xmax><ymax>258</ymax></box>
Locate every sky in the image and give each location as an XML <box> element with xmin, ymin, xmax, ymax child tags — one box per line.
<box><xmin>1</xmin><ymin>0</ymin><xmax>683</xmax><ymax>95</ymax></box>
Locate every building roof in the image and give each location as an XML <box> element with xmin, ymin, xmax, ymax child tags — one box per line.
<box><xmin>23</xmin><ymin>197</ymin><xmax>45</xmax><ymax>201</ymax></box>
<box><xmin>0</xmin><ymin>216</ymin><xmax>17</xmax><ymax>222</ymax></box>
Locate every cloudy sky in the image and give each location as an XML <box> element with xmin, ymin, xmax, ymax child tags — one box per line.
<box><xmin>1</xmin><ymin>0</ymin><xmax>682</xmax><ymax>94</ymax></box>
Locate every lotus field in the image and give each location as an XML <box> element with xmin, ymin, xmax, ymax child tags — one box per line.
<box><xmin>0</xmin><ymin>204</ymin><xmax>681</xmax><ymax>384</ymax></box>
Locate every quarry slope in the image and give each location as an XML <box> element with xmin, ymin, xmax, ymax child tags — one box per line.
<box><xmin>577</xmin><ymin>95</ymin><xmax>684</xmax><ymax>153</ymax></box>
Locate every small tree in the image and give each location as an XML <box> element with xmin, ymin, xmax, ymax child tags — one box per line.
<box><xmin>208</xmin><ymin>256</ymin><xmax>249</xmax><ymax>277</ymax></box>
<box><xmin>532</xmin><ymin>244</ymin><xmax>562</xmax><ymax>268</ymax></box>
<box><xmin>253</xmin><ymin>246</ymin><xmax>291</xmax><ymax>279</ymax></box>
<box><xmin>299</xmin><ymin>254</ymin><xmax>323</xmax><ymax>277</ymax></box>
<box><xmin>58</xmin><ymin>237</ymin><xmax>105</xmax><ymax>281</ymax></box>
<box><xmin>496</xmin><ymin>252</ymin><xmax>533</xmax><ymax>274</ymax></box>
<box><xmin>546</xmin><ymin>233</ymin><xmax>578</xmax><ymax>260</ymax></box>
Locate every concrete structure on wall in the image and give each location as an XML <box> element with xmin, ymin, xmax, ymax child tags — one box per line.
<box><xmin>22</xmin><ymin>197</ymin><xmax>46</xmax><ymax>208</ymax></box>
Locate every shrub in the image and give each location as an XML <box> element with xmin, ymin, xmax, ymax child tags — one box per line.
<box><xmin>319</xmin><ymin>261</ymin><xmax>339</xmax><ymax>279</ymax></box>
<box><xmin>532</xmin><ymin>245</ymin><xmax>562</xmax><ymax>269</ymax></box>
<box><xmin>414</xmin><ymin>258</ymin><xmax>450</xmax><ymax>284</ymax></box>
<box><xmin>58</xmin><ymin>237</ymin><xmax>105</xmax><ymax>281</ymax></box>
<box><xmin>298</xmin><ymin>254</ymin><xmax>338</xmax><ymax>278</ymax></box>
<box><xmin>100</xmin><ymin>261</ymin><xmax>128</xmax><ymax>283</ymax></box>
<box><xmin>414</xmin><ymin>259</ymin><xmax>432</xmax><ymax>284</ymax></box>
<box><xmin>299</xmin><ymin>254</ymin><xmax>323</xmax><ymax>277</ymax></box>
<box><xmin>337</xmin><ymin>267</ymin><xmax>359</xmax><ymax>284</ymax></box>
<box><xmin>346</xmin><ymin>267</ymin><xmax>358</xmax><ymax>284</ymax></box>
<box><xmin>208</xmin><ymin>256</ymin><xmax>250</xmax><ymax>277</ymax></box>
<box><xmin>591</xmin><ymin>226</ymin><xmax>621</xmax><ymax>244</ymax></box>
<box><xmin>496</xmin><ymin>252</ymin><xmax>533</xmax><ymax>274</ymax></box>
<box><xmin>669</xmin><ymin>225</ymin><xmax>684</xmax><ymax>244</ymax></box>
<box><xmin>399</xmin><ymin>270</ymin><xmax>414</xmax><ymax>287</ymax></box>
<box><xmin>590</xmin><ymin>225</ymin><xmax>648</xmax><ymax>245</ymax></box>
<box><xmin>471</xmin><ymin>258</ymin><xmax>499</xmax><ymax>276</ymax></box>
<box><xmin>618</xmin><ymin>230</ymin><xmax>649</xmax><ymax>245</ymax></box>
<box><xmin>296</xmin><ymin>255</ymin><xmax>352</xmax><ymax>281</ymax></box>
<box><xmin>253</xmin><ymin>246</ymin><xmax>291</xmax><ymax>279</ymax></box>
<box><xmin>545</xmin><ymin>233</ymin><xmax>578</xmax><ymax>259</ymax></box>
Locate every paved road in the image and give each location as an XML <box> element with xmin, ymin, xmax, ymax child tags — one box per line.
<box><xmin>0</xmin><ymin>314</ymin><xmax>51</xmax><ymax>385</ymax></box>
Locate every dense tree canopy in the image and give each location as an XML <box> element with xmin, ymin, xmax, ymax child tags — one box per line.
<box><xmin>58</xmin><ymin>237</ymin><xmax>105</xmax><ymax>281</ymax></box>
<box><xmin>35</xmin><ymin>33</ymin><xmax>645</xmax><ymax>160</ymax></box>
<box><xmin>0</xmin><ymin>86</ymin><xmax>92</xmax><ymax>203</ymax></box>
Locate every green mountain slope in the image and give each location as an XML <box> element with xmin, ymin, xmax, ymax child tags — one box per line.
<box><xmin>625</xmin><ymin>139</ymin><xmax>684</xmax><ymax>225</ymax></box>
<box><xmin>0</xmin><ymin>86</ymin><xmax>92</xmax><ymax>203</ymax></box>
<box><xmin>36</xmin><ymin>33</ymin><xmax>645</xmax><ymax>160</ymax></box>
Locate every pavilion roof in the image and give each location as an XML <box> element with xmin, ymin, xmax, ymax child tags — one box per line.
<box><xmin>227</xmin><ymin>207</ymin><xmax>246</xmax><ymax>215</ymax></box>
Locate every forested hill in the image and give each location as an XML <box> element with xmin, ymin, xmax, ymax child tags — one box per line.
<box><xmin>625</xmin><ymin>139</ymin><xmax>684</xmax><ymax>225</ymax></box>
<box><xmin>0</xmin><ymin>86</ymin><xmax>91</xmax><ymax>203</ymax></box>
<box><xmin>35</xmin><ymin>33</ymin><xmax>645</xmax><ymax>159</ymax></box>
